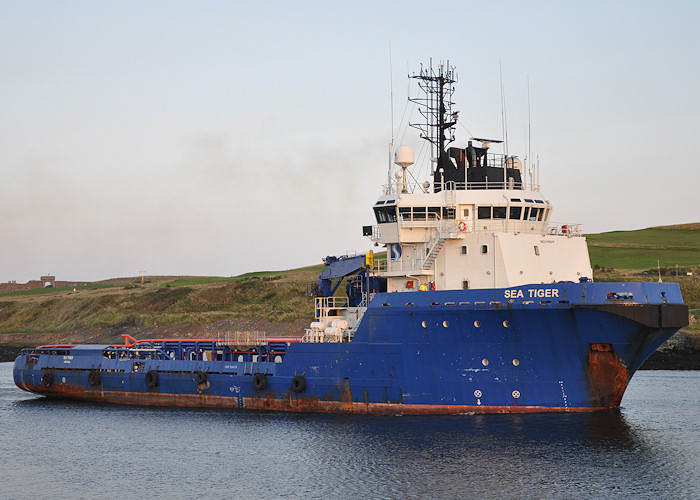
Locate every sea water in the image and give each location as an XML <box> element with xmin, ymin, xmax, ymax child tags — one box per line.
<box><xmin>0</xmin><ymin>363</ymin><xmax>698</xmax><ymax>499</ymax></box>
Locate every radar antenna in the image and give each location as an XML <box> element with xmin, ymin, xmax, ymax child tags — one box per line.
<box><xmin>409</xmin><ymin>60</ymin><xmax>458</xmax><ymax>174</ymax></box>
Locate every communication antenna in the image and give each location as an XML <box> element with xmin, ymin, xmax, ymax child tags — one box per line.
<box><xmin>527</xmin><ymin>76</ymin><xmax>532</xmax><ymax>189</ymax></box>
<box><xmin>500</xmin><ymin>62</ymin><xmax>509</xmax><ymax>158</ymax></box>
<box><xmin>387</xmin><ymin>44</ymin><xmax>395</xmax><ymax>194</ymax></box>
<box><xmin>408</xmin><ymin>59</ymin><xmax>457</xmax><ymax>175</ymax></box>
<box><xmin>500</xmin><ymin>62</ymin><xmax>509</xmax><ymax>187</ymax></box>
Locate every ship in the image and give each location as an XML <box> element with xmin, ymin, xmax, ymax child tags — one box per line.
<box><xmin>13</xmin><ymin>61</ymin><xmax>689</xmax><ymax>413</ymax></box>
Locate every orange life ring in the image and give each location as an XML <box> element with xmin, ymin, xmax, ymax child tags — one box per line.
<box><xmin>458</xmin><ymin>221</ymin><xmax>467</xmax><ymax>232</ymax></box>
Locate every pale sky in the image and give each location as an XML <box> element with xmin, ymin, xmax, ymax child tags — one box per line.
<box><xmin>2</xmin><ymin>1</ymin><xmax>699</xmax><ymax>283</ymax></box>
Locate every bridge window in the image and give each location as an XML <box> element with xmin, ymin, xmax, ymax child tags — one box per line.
<box><xmin>428</xmin><ymin>207</ymin><xmax>441</xmax><ymax>220</ymax></box>
<box><xmin>477</xmin><ymin>206</ymin><xmax>491</xmax><ymax>219</ymax></box>
<box><xmin>529</xmin><ymin>207</ymin><xmax>543</xmax><ymax>221</ymax></box>
<box><xmin>374</xmin><ymin>206</ymin><xmax>397</xmax><ymax>223</ymax></box>
<box><xmin>493</xmin><ymin>206</ymin><xmax>506</xmax><ymax>219</ymax></box>
<box><xmin>509</xmin><ymin>206</ymin><xmax>522</xmax><ymax>219</ymax></box>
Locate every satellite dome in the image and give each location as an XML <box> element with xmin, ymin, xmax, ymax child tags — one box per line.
<box><xmin>394</xmin><ymin>145</ymin><xmax>414</xmax><ymax>168</ymax></box>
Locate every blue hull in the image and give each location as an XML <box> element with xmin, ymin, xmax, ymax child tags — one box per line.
<box><xmin>13</xmin><ymin>282</ymin><xmax>688</xmax><ymax>413</ymax></box>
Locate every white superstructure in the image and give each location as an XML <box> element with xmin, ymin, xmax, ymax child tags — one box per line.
<box><xmin>362</xmin><ymin>61</ymin><xmax>592</xmax><ymax>292</ymax></box>
<box><xmin>369</xmin><ymin>170</ymin><xmax>592</xmax><ymax>292</ymax></box>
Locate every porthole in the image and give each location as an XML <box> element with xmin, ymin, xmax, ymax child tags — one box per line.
<box><xmin>474</xmin><ymin>320</ymin><xmax>481</xmax><ymax>328</ymax></box>
<box><xmin>421</xmin><ymin>321</ymin><xmax>428</xmax><ymax>328</ymax></box>
<box><xmin>482</xmin><ymin>358</ymin><xmax>489</xmax><ymax>366</ymax></box>
<box><xmin>443</xmin><ymin>321</ymin><xmax>449</xmax><ymax>328</ymax></box>
<box><xmin>503</xmin><ymin>320</ymin><xmax>510</xmax><ymax>328</ymax></box>
<box><xmin>513</xmin><ymin>359</ymin><xmax>520</xmax><ymax>366</ymax></box>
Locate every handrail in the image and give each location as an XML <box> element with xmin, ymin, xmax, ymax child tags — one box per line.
<box><xmin>383</xmin><ymin>179</ymin><xmax>540</xmax><ymax>193</ymax></box>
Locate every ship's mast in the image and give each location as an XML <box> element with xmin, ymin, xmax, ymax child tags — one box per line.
<box><xmin>409</xmin><ymin>60</ymin><xmax>458</xmax><ymax>175</ymax></box>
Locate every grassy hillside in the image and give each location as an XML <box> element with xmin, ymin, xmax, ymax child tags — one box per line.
<box><xmin>0</xmin><ymin>267</ymin><xmax>324</xmax><ymax>335</ymax></box>
<box><xmin>587</xmin><ymin>226</ymin><xmax>700</xmax><ymax>270</ymax></box>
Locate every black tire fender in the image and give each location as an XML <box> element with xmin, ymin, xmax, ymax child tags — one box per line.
<box><xmin>41</xmin><ymin>372</ymin><xmax>54</xmax><ymax>387</ymax></box>
<box><xmin>291</xmin><ymin>375</ymin><xmax>306</xmax><ymax>393</ymax></box>
<box><xmin>253</xmin><ymin>373</ymin><xmax>267</xmax><ymax>391</ymax></box>
<box><xmin>145</xmin><ymin>370</ymin><xmax>158</xmax><ymax>389</ymax></box>
<box><xmin>88</xmin><ymin>370</ymin><xmax>100</xmax><ymax>387</ymax></box>
<box><xmin>194</xmin><ymin>371</ymin><xmax>207</xmax><ymax>385</ymax></box>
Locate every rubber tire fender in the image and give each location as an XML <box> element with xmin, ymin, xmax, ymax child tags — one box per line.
<box><xmin>291</xmin><ymin>375</ymin><xmax>306</xmax><ymax>393</ymax></box>
<box><xmin>145</xmin><ymin>370</ymin><xmax>159</xmax><ymax>389</ymax></box>
<box><xmin>194</xmin><ymin>371</ymin><xmax>207</xmax><ymax>385</ymax></box>
<box><xmin>88</xmin><ymin>370</ymin><xmax>100</xmax><ymax>387</ymax></box>
<box><xmin>253</xmin><ymin>373</ymin><xmax>267</xmax><ymax>391</ymax></box>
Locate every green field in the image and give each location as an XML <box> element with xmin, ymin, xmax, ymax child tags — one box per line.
<box><xmin>587</xmin><ymin>227</ymin><xmax>700</xmax><ymax>270</ymax></box>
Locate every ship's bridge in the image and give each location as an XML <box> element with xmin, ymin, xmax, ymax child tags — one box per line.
<box><xmin>371</xmin><ymin>187</ymin><xmax>557</xmax><ymax>244</ymax></box>
<box><xmin>365</xmin><ymin>183</ymin><xmax>590</xmax><ymax>292</ymax></box>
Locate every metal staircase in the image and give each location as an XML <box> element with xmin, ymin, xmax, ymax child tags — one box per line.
<box><xmin>423</xmin><ymin>238</ymin><xmax>445</xmax><ymax>270</ymax></box>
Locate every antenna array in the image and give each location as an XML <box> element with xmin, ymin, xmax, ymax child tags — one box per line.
<box><xmin>408</xmin><ymin>60</ymin><xmax>458</xmax><ymax>173</ymax></box>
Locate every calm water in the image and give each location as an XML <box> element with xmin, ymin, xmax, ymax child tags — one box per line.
<box><xmin>1</xmin><ymin>363</ymin><xmax>698</xmax><ymax>500</ymax></box>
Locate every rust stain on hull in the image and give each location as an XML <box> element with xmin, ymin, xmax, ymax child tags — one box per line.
<box><xmin>21</xmin><ymin>383</ymin><xmax>606</xmax><ymax>414</ymax></box>
<box><xmin>586</xmin><ymin>343</ymin><xmax>629</xmax><ymax>408</ymax></box>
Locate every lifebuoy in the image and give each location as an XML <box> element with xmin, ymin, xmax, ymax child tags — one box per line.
<box><xmin>458</xmin><ymin>220</ymin><xmax>467</xmax><ymax>232</ymax></box>
<box><xmin>145</xmin><ymin>370</ymin><xmax>158</xmax><ymax>389</ymax></box>
<box><xmin>291</xmin><ymin>375</ymin><xmax>306</xmax><ymax>393</ymax></box>
<box><xmin>88</xmin><ymin>370</ymin><xmax>100</xmax><ymax>387</ymax></box>
<box><xmin>41</xmin><ymin>373</ymin><xmax>54</xmax><ymax>387</ymax></box>
<box><xmin>194</xmin><ymin>371</ymin><xmax>207</xmax><ymax>385</ymax></box>
<box><xmin>253</xmin><ymin>373</ymin><xmax>267</xmax><ymax>391</ymax></box>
